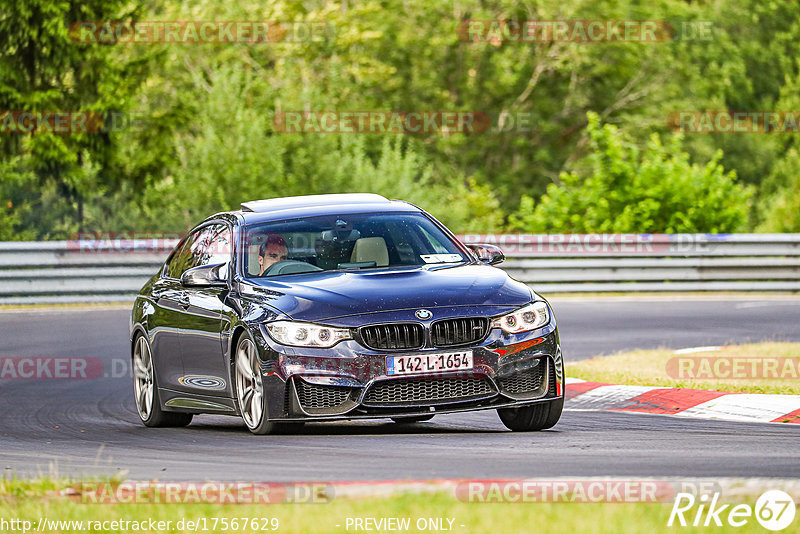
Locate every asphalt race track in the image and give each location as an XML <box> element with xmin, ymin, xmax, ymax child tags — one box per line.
<box><xmin>1</xmin><ymin>297</ymin><xmax>799</xmax><ymax>481</ymax></box>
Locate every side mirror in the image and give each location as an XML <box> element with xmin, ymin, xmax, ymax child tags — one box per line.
<box><xmin>466</xmin><ymin>243</ymin><xmax>505</xmax><ymax>265</ymax></box>
<box><xmin>181</xmin><ymin>263</ymin><xmax>228</xmax><ymax>288</ymax></box>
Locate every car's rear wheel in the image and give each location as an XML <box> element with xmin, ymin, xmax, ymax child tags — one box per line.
<box><xmin>391</xmin><ymin>415</ymin><xmax>434</xmax><ymax>424</ymax></box>
<box><xmin>234</xmin><ymin>332</ymin><xmax>303</xmax><ymax>435</ymax></box>
<box><xmin>497</xmin><ymin>398</ymin><xmax>563</xmax><ymax>431</ymax></box>
<box><xmin>133</xmin><ymin>334</ymin><xmax>193</xmax><ymax>428</ymax></box>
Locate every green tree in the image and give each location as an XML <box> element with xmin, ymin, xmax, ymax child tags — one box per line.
<box><xmin>755</xmin><ymin>148</ymin><xmax>800</xmax><ymax>232</ymax></box>
<box><xmin>0</xmin><ymin>0</ymin><xmax>148</xmax><ymax>238</ymax></box>
<box><xmin>508</xmin><ymin>112</ymin><xmax>752</xmax><ymax>233</ymax></box>
<box><xmin>121</xmin><ymin>41</ymin><xmax>505</xmax><ymax>233</ymax></box>
<box><xmin>755</xmin><ymin>67</ymin><xmax>800</xmax><ymax>232</ymax></box>
<box><xmin>3</xmin><ymin>0</ymin><xmax>799</xmax><ymax>238</ymax></box>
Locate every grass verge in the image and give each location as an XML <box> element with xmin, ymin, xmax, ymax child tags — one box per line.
<box><xmin>0</xmin><ymin>478</ymin><xmax>777</xmax><ymax>534</ymax></box>
<box><xmin>569</xmin><ymin>342</ymin><xmax>800</xmax><ymax>395</ymax></box>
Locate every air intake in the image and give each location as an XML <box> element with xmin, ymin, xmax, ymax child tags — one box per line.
<box><xmin>363</xmin><ymin>377</ymin><xmax>496</xmax><ymax>406</ymax></box>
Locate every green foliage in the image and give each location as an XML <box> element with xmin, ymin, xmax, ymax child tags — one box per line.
<box><xmin>302</xmin><ymin>137</ymin><xmax>505</xmax><ymax>233</ymax></box>
<box><xmin>114</xmin><ymin>56</ymin><xmax>504</xmax><ymax>233</ymax></box>
<box><xmin>755</xmin><ymin>68</ymin><xmax>800</xmax><ymax>232</ymax></box>
<box><xmin>0</xmin><ymin>0</ymin><xmax>797</xmax><ymax>238</ymax></box>
<box><xmin>0</xmin><ymin>158</ymin><xmax>36</xmax><ymax>240</ymax></box>
<box><xmin>0</xmin><ymin>203</ymin><xmax>21</xmax><ymax>241</ymax></box>
<box><xmin>0</xmin><ymin>0</ymin><xmax>149</xmax><ymax>236</ymax></box>
<box><xmin>508</xmin><ymin>113</ymin><xmax>752</xmax><ymax>233</ymax></box>
<box><xmin>756</xmin><ymin>148</ymin><xmax>800</xmax><ymax>232</ymax></box>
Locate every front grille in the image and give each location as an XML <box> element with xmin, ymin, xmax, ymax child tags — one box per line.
<box><xmin>295</xmin><ymin>380</ymin><xmax>357</xmax><ymax>414</ymax></box>
<box><xmin>431</xmin><ymin>317</ymin><xmax>489</xmax><ymax>347</ymax></box>
<box><xmin>364</xmin><ymin>377</ymin><xmax>496</xmax><ymax>406</ymax></box>
<box><xmin>359</xmin><ymin>323</ymin><xmax>423</xmax><ymax>350</ymax></box>
<box><xmin>498</xmin><ymin>363</ymin><xmax>546</xmax><ymax>394</ymax></box>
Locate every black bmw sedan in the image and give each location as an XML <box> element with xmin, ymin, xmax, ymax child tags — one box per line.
<box><xmin>130</xmin><ymin>193</ymin><xmax>564</xmax><ymax>434</ymax></box>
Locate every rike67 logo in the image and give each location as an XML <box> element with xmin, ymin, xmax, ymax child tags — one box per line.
<box><xmin>669</xmin><ymin>490</ymin><xmax>796</xmax><ymax>531</ymax></box>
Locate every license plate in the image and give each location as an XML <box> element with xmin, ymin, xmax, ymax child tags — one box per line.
<box><xmin>386</xmin><ymin>351</ymin><xmax>473</xmax><ymax>376</ymax></box>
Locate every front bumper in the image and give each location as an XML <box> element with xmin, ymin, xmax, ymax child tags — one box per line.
<box><xmin>254</xmin><ymin>321</ymin><xmax>564</xmax><ymax>422</ymax></box>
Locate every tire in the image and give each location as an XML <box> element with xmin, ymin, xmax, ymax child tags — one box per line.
<box><xmin>132</xmin><ymin>334</ymin><xmax>193</xmax><ymax>428</ymax></box>
<box><xmin>234</xmin><ymin>332</ymin><xmax>302</xmax><ymax>435</ymax></box>
<box><xmin>391</xmin><ymin>415</ymin><xmax>434</xmax><ymax>424</ymax></box>
<box><xmin>497</xmin><ymin>398</ymin><xmax>563</xmax><ymax>431</ymax></box>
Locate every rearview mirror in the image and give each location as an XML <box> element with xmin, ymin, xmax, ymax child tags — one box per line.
<box><xmin>466</xmin><ymin>243</ymin><xmax>505</xmax><ymax>265</ymax></box>
<box><xmin>181</xmin><ymin>263</ymin><xmax>228</xmax><ymax>288</ymax></box>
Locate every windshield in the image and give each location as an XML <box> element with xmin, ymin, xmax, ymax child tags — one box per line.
<box><xmin>241</xmin><ymin>212</ymin><xmax>466</xmax><ymax>278</ymax></box>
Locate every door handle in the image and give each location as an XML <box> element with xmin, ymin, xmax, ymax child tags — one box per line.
<box><xmin>178</xmin><ymin>294</ymin><xmax>191</xmax><ymax>309</ymax></box>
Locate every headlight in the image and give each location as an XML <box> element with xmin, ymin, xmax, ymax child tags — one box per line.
<box><xmin>492</xmin><ymin>302</ymin><xmax>550</xmax><ymax>333</ymax></box>
<box><xmin>264</xmin><ymin>321</ymin><xmax>351</xmax><ymax>348</ymax></box>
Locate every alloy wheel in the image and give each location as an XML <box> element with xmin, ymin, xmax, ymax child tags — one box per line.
<box><xmin>235</xmin><ymin>338</ymin><xmax>263</xmax><ymax>428</ymax></box>
<box><xmin>133</xmin><ymin>336</ymin><xmax>154</xmax><ymax>420</ymax></box>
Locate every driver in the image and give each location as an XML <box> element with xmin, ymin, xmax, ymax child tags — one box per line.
<box><xmin>258</xmin><ymin>233</ymin><xmax>289</xmax><ymax>275</ymax></box>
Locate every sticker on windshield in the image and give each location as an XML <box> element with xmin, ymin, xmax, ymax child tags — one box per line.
<box><xmin>420</xmin><ymin>253</ymin><xmax>463</xmax><ymax>263</ymax></box>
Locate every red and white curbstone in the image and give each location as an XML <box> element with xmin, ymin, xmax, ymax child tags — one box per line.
<box><xmin>565</xmin><ymin>378</ymin><xmax>800</xmax><ymax>424</ymax></box>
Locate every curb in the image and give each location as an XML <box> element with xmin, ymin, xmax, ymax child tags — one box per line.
<box><xmin>565</xmin><ymin>378</ymin><xmax>800</xmax><ymax>424</ymax></box>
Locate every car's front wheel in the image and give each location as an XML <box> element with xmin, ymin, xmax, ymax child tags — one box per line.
<box><xmin>132</xmin><ymin>334</ymin><xmax>193</xmax><ymax>428</ymax></box>
<box><xmin>234</xmin><ymin>332</ymin><xmax>303</xmax><ymax>435</ymax></box>
<box><xmin>497</xmin><ymin>398</ymin><xmax>563</xmax><ymax>431</ymax></box>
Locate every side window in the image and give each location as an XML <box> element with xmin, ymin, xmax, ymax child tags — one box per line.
<box><xmin>200</xmin><ymin>225</ymin><xmax>232</xmax><ymax>272</ymax></box>
<box><xmin>165</xmin><ymin>224</ymin><xmax>231</xmax><ymax>279</ymax></box>
<box><xmin>166</xmin><ymin>232</ymin><xmax>200</xmax><ymax>279</ymax></box>
<box><xmin>186</xmin><ymin>224</ymin><xmax>231</xmax><ymax>268</ymax></box>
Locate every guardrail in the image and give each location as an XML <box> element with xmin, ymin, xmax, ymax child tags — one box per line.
<box><xmin>0</xmin><ymin>234</ymin><xmax>798</xmax><ymax>304</ymax></box>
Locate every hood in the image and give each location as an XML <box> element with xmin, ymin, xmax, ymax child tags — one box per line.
<box><xmin>242</xmin><ymin>264</ymin><xmax>532</xmax><ymax>322</ymax></box>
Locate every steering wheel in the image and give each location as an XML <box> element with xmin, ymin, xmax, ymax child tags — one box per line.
<box><xmin>262</xmin><ymin>260</ymin><xmax>323</xmax><ymax>276</ymax></box>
